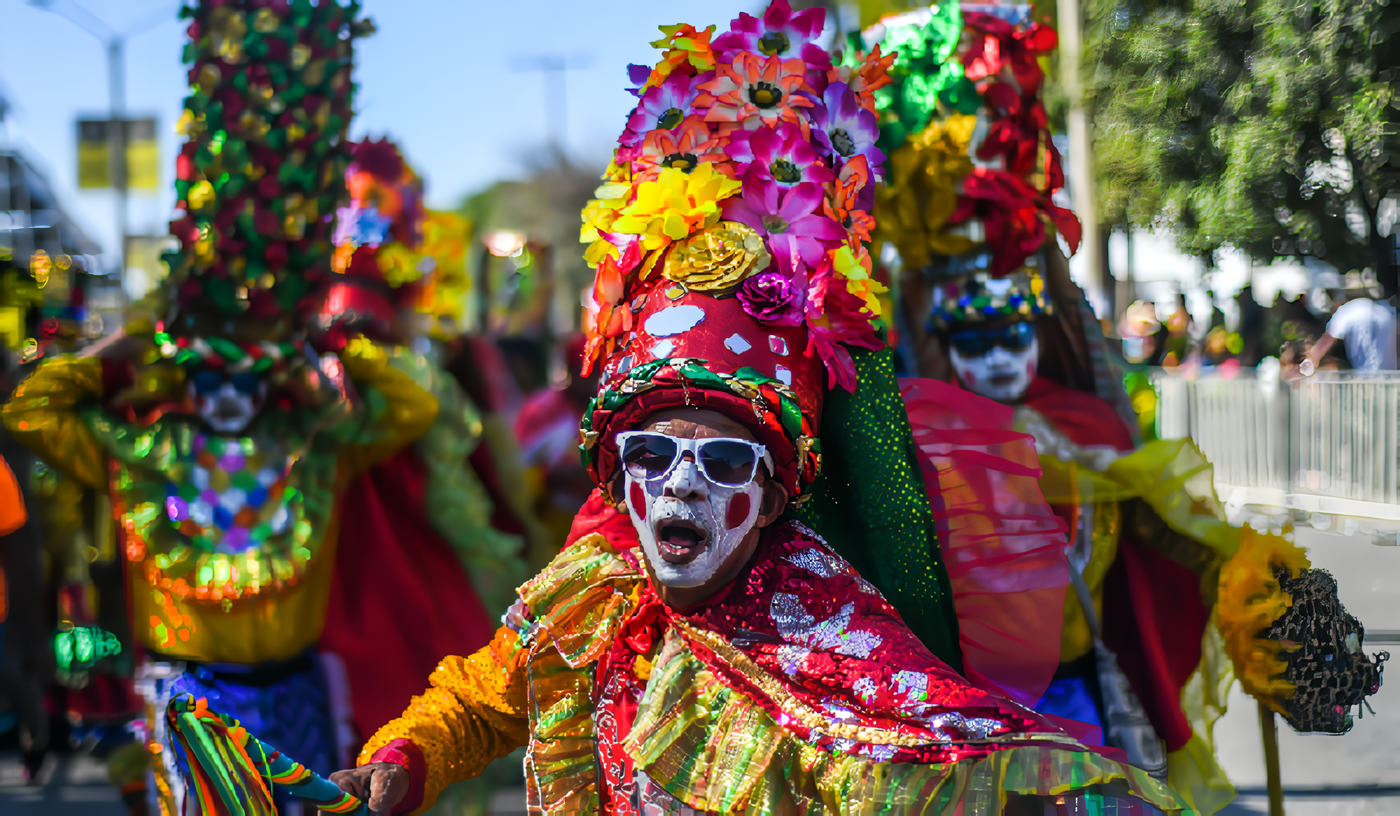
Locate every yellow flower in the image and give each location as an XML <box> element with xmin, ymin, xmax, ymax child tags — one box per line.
<box><xmin>830</xmin><ymin>244</ymin><xmax>886</xmax><ymax>317</ymax></box>
<box><xmin>662</xmin><ymin>221</ymin><xmax>771</xmax><ymax>291</ymax></box>
<box><xmin>611</xmin><ymin>164</ymin><xmax>741</xmax><ymax>252</ymax></box>
<box><xmin>580</xmin><ymin>160</ymin><xmax>633</xmax><ymax>267</ymax></box>
<box><xmin>376</xmin><ymin>242</ymin><xmax>425</xmax><ymax>288</ymax></box>
<box><xmin>874</xmin><ymin>113</ymin><xmax>977</xmax><ymax>271</ymax></box>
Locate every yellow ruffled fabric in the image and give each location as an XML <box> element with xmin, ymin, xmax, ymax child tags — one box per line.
<box><xmin>1216</xmin><ymin>529</ymin><xmax>1310</xmax><ymax>714</ymax></box>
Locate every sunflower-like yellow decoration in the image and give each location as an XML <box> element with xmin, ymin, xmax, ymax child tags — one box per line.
<box><xmin>661</xmin><ymin>221</ymin><xmax>770</xmax><ymax>290</ymax></box>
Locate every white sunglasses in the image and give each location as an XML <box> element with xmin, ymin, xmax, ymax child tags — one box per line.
<box><xmin>616</xmin><ymin>431</ymin><xmax>772</xmax><ymax>487</ymax></box>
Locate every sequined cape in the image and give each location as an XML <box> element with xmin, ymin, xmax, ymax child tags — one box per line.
<box><xmin>360</xmin><ymin>523</ymin><xmax>1182</xmax><ymax>814</ymax></box>
<box><xmin>2</xmin><ymin>344</ymin><xmax>438</xmax><ymax>664</ymax></box>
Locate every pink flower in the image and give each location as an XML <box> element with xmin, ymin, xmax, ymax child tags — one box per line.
<box><xmin>713</xmin><ymin>0</ymin><xmax>832</xmax><ymax>71</ymax></box>
<box><xmin>620</xmin><ymin>71</ymin><xmax>712</xmax><ymax>150</ymax></box>
<box><xmin>803</xmin><ymin>260</ymin><xmax>883</xmax><ymax>391</ymax></box>
<box><xmin>722</xmin><ymin>176</ymin><xmax>845</xmax><ymax>275</ymax></box>
<box><xmin>726</xmin><ymin>123</ymin><xmax>834</xmax><ymax>188</ymax></box>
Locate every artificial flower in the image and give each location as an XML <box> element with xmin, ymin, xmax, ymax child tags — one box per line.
<box><xmin>824</xmin><ymin>154</ymin><xmax>876</xmax><ymax>243</ymax></box>
<box><xmin>726</xmin><ymin>123</ymin><xmax>834</xmax><ymax>187</ymax></box>
<box><xmin>827</xmin><ymin>44</ymin><xmax>894</xmax><ymax>114</ymax></box>
<box><xmin>736</xmin><ymin>269</ymin><xmax>805</xmax><ymax>325</ymax></box>
<box><xmin>634</xmin><ymin>24</ymin><xmax>717</xmax><ymax>92</ymax></box>
<box><xmin>621</xmin><ymin>71</ymin><xmax>712</xmax><ymax>150</ymax></box>
<box><xmin>581</xmin><ymin>161</ymin><xmax>634</xmax><ymax>266</ymax></box>
<box><xmin>807</xmin><ymin>82</ymin><xmax>885</xmax><ymax>175</ymax></box>
<box><xmin>722</xmin><ymin>176</ymin><xmax>844</xmax><ymax>275</ymax></box>
<box><xmin>804</xmin><ymin>260</ymin><xmax>883</xmax><ymax>391</ymax></box>
<box><xmin>611</xmin><ymin>163</ymin><xmax>742</xmax><ymax>251</ymax></box>
<box><xmin>960</xmin><ymin>168</ymin><xmax>1080</xmax><ymax>277</ymax></box>
<box><xmin>960</xmin><ymin>13</ymin><xmax>1056</xmax><ymax>94</ymax></box>
<box><xmin>697</xmin><ymin>52</ymin><xmax>813</xmax><ymax>133</ymax></box>
<box><xmin>582</xmin><ymin>244</ymin><xmax>637</xmax><ymax>376</ymax></box>
<box><xmin>978</xmin><ymin>83</ymin><xmax>1049</xmax><ymax>179</ymax></box>
<box><xmin>661</xmin><ymin>221</ymin><xmax>771</xmax><ymax>291</ymax></box>
<box><xmin>712</xmin><ymin>0</ymin><xmax>831</xmax><ymax>70</ymax></box>
<box><xmin>829</xmin><ymin>242</ymin><xmax>886</xmax><ymax>317</ymax></box>
<box><xmin>630</xmin><ymin>115</ymin><xmax>728</xmax><ymax>183</ymax></box>
<box><xmin>332</xmin><ymin>204</ymin><xmax>392</xmax><ymax>248</ymax></box>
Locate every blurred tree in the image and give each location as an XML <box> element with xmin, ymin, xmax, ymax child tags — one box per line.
<box><xmin>1089</xmin><ymin>0</ymin><xmax>1400</xmax><ymax>293</ymax></box>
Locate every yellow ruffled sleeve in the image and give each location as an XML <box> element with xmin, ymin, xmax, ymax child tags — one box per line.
<box><xmin>337</xmin><ymin>339</ymin><xmax>439</xmax><ymax>476</ymax></box>
<box><xmin>3</xmin><ymin>357</ymin><xmax>107</xmax><ymax>488</ymax></box>
<box><xmin>357</xmin><ymin>624</ymin><xmax>532</xmax><ymax>814</ymax></box>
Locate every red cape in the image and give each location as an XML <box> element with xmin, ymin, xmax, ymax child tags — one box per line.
<box><xmin>321</xmin><ymin>449</ymin><xmax>497</xmax><ymax>745</ymax></box>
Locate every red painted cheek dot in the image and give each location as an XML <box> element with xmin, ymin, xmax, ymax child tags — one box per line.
<box><xmin>725</xmin><ymin>492</ymin><xmax>752</xmax><ymax>530</ymax></box>
<box><xmin>629</xmin><ymin>482</ymin><xmax>646</xmax><ymax>515</ymax></box>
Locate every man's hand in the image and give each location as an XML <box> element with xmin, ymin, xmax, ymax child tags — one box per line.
<box><xmin>329</xmin><ymin>763</ymin><xmax>409</xmax><ymax>815</ymax></box>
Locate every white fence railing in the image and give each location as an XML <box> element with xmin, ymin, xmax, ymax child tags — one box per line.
<box><xmin>1155</xmin><ymin>369</ymin><xmax>1400</xmax><ymax>535</ymax></box>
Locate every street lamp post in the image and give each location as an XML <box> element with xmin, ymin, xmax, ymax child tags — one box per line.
<box><xmin>26</xmin><ymin>0</ymin><xmax>170</xmax><ymax>284</ymax></box>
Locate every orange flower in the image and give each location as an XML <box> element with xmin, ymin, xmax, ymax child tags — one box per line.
<box><xmin>631</xmin><ymin>115</ymin><xmax>729</xmax><ymax>183</ymax></box>
<box><xmin>582</xmin><ymin>248</ymin><xmax>636</xmax><ymax>375</ymax></box>
<box><xmin>824</xmin><ymin>155</ymin><xmax>875</xmax><ymax>244</ymax></box>
<box><xmin>697</xmin><ymin>52</ymin><xmax>812</xmax><ymax>132</ymax></box>
<box><xmin>641</xmin><ymin>24</ymin><xmax>717</xmax><ymax>91</ymax></box>
<box><xmin>828</xmin><ymin>44</ymin><xmax>894</xmax><ymax>114</ymax></box>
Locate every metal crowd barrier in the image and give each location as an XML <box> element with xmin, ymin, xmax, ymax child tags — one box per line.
<box><xmin>1154</xmin><ymin>369</ymin><xmax>1400</xmax><ymax>535</ymax></box>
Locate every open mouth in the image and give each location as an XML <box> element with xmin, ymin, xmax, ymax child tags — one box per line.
<box><xmin>213</xmin><ymin>398</ymin><xmax>249</xmax><ymax>420</ymax></box>
<box><xmin>654</xmin><ymin>519</ymin><xmax>708</xmax><ymax>564</ymax></box>
<box><xmin>989</xmin><ymin>373</ymin><xmax>1019</xmax><ymax>387</ymax></box>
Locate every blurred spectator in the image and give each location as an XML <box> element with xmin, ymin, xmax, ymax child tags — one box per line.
<box><xmin>1160</xmin><ymin>293</ymin><xmax>1192</xmax><ymax>367</ymax></box>
<box><xmin>1304</xmin><ymin>286</ymin><xmax>1397</xmax><ymax>373</ymax></box>
<box><xmin>1236</xmin><ymin>283</ymin><xmax>1267</xmax><ymax>365</ymax></box>
<box><xmin>515</xmin><ymin>334</ymin><xmax>598</xmax><ymax>551</ymax></box>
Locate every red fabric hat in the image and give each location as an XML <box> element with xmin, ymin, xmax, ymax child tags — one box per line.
<box><xmin>583</xmin><ymin>289</ymin><xmax>823</xmax><ymax>496</ymax></box>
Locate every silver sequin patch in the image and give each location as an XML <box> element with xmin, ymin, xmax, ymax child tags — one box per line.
<box><xmin>770</xmin><ymin>594</ymin><xmax>884</xmax><ymax>658</ymax></box>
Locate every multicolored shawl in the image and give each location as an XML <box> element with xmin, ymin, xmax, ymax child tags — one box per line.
<box><xmin>510</xmin><ymin>518</ymin><xmax>1182</xmax><ymax>813</ymax></box>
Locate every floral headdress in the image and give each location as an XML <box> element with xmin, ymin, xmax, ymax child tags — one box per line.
<box><xmin>579</xmin><ymin>0</ymin><xmax>897</xmax><ymax>495</ymax></box>
<box><xmin>861</xmin><ymin>4</ymin><xmax>1080</xmax><ymax>281</ymax></box>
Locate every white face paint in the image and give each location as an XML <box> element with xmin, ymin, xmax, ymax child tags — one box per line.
<box><xmin>950</xmin><ymin>335</ymin><xmax>1038</xmax><ymax>403</ymax></box>
<box><xmin>625</xmin><ymin>451</ymin><xmax>763</xmax><ymax>589</ymax></box>
<box><xmin>188</xmin><ymin>380</ymin><xmax>267</xmax><ymax>434</ymax></box>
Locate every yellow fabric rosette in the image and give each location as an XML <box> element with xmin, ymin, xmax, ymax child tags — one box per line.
<box><xmin>661</xmin><ymin>221</ymin><xmax>771</xmax><ymax>291</ymax></box>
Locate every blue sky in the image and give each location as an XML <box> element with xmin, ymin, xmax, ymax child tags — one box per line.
<box><xmin>0</xmin><ymin>0</ymin><xmax>757</xmax><ymax>264</ymax></box>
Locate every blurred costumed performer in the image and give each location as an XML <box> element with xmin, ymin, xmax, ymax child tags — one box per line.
<box><xmin>315</xmin><ymin>138</ymin><xmax>535</xmax><ymax>752</ymax></box>
<box><xmin>1</xmin><ymin>3</ymin><xmax>441</xmax><ymax>813</ymax></box>
<box><xmin>867</xmin><ymin>5</ymin><xmax>1387</xmax><ymax>814</ymax></box>
<box><xmin>326</xmin><ymin>4</ymin><xmax>1183</xmax><ymax>813</ymax></box>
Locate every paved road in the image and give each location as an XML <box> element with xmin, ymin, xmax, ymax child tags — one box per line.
<box><xmin>2</xmin><ymin>528</ymin><xmax>1394</xmax><ymax>815</ymax></box>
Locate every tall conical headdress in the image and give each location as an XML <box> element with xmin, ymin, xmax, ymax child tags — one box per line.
<box><xmin>578</xmin><ymin>0</ymin><xmax>963</xmax><ymax>669</ymax></box>
<box><xmin>163</xmin><ymin>0</ymin><xmax>375</xmax><ymax>334</ymax></box>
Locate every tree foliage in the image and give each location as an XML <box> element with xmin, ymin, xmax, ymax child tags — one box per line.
<box><xmin>1090</xmin><ymin>0</ymin><xmax>1400</xmax><ymax>283</ymax></box>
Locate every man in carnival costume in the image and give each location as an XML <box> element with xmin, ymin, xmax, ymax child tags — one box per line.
<box><xmin>865</xmin><ymin>5</ymin><xmax>1387</xmax><ymax>813</ymax></box>
<box><xmin>315</xmin><ymin>137</ymin><xmax>537</xmax><ymax>753</ymax></box>
<box><xmin>329</xmin><ymin>4</ymin><xmax>1181</xmax><ymax>814</ymax></box>
<box><xmin>2</xmin><ymin>2</ymin><xmax>440</xmax><ymax>812</ymax></box>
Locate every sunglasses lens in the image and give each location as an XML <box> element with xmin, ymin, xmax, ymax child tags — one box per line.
<box><xmin>949</xmin><ymin>332</ymin><xmax>992</xmax><ymax>357</ymax></box>
<box><xmin>192</xmin><ymin>371</ymin><xmax>223</xmax><ymax>396</ymax></box>
<box><xmin>230</xmin><ymin>373</ymin><xmax>261</xmax><ymax>395</ymax></box>
<box><xmin>1003</xmin><ymin>322</ymin><xmax>1036</xmax><ymax>349</ymax></box>
<box><xmin>622</xmin><ymin>434</ymin><xmax>678</xmax><ymax>480</ymax></box>
<box><xmin>699</xmin><ymin>440</ymin><xmax>760</xmax><ymax>486</ymax></box>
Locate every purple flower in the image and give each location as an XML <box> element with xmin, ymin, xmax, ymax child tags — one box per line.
<box><xmin>737</xmin><ymin>270</ymin><xmax>805</xmax><ymax>325</ymax></box>
<box><xmin>620</xmin><ymin>71</ymin><xmax>712</xmax><ymax>149</ymax></box>
<box><xmin>723</xmin><ymin>176</ymin><xmax>845</xmax><ymax>275</ymax></box>
<box><xmin>714</xmin><ymin>0</ymin><xmax>832</xmax><ymax>70</ymax></box>
<box><xmin>727</xmin><ymin>122</ymin><xmax>835</xmax><ymax>187</ymax></box>
<box><xmin>808</xmin><ymin>82</ymin><xmax>885</xmax><ymax>177</ymax></box>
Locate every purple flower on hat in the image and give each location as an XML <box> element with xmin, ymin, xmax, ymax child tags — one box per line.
<box><xmin>620</xmin><ymin>71</ymin><xmax>712</xmax><ymax>150</ymax></box>
<box><xmin>737</xmin><ymin>270</ymin><xmax>806</xmax><ymax>326</ymax></box>
<box><xmin>714</xmin><ymin>0</ymin><xmax>831</xmax><ymax>70</ymax></box>
<box><xmin>726</xmin><ymin>122</ymin><xmax>835</xmax><ymax>188</ymax></box>
<box><xmin>808</xmin><ymin>82</ymin><xmax>885</xmax><ymax>177</ymax></box>
<box><xmin>723</xmin><ymin>176</ymin><xmax>845</xmax><ymax>275</ymax></box>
